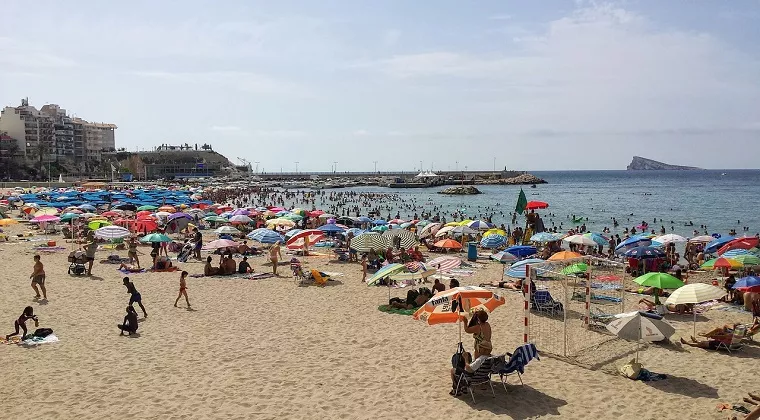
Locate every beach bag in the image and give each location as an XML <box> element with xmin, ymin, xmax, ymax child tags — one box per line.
<box><xmin>451</xmin><ymin>342</ymin><xmax>466</xmax><ymax>370</ymax></box>
<box><xmin>619</xmin><ymin>359</ymin><xmax>642</xmax><ymax>379</ymax></box>
<box><xmin>33</xmin><ymin>328</ymin><xmax>53</xmax><ymax>338</ymax></box>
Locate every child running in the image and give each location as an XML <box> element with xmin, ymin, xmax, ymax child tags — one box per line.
<box><xmin>6</xmin><ymin>306</ymin><xmax>39</xmax><ymax>340</ymax></box>
<box><xmin>174</xmin><ymin>271</ymin><xmax>191</xmax><ymax>308</ymax></box>
<box><xmin>123</xmin><ymin>277</ymin><xmax>148</xmax><ymax>317</ymax></box>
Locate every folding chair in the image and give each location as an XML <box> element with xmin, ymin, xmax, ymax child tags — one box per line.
<box><xmin>531</xmin><ymin>290</ymin><xmax>563</xmax><ymax>317</ymax></box>
<box><xmin>455</xmin><ymin>357</ymin><xmax>496</xmax><ymax>403</ymax></box>
<box><xmin>492</xmin><ymin>343</ymin><xmax>540</xmax><ymax>392</ymax></box>
<box><xmin>310</xmin><ymin>269</ymin><xmax>329</xmax><ymax>286</ymax></box>
<box><xmin>716</xmin><ymin>326</ymin><xmax>746</xmax><ymax>353</ymax></box>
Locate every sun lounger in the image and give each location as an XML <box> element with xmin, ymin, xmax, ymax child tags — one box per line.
<box><xmin>531</xmin><ymin>290</ymin><xmax>563</xmax><ymax>316</ymax></box>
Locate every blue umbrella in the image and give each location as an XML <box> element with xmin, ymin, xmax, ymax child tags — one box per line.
<box><xmin>705</xmin><ymin>236</ymin><xmax>736</xmax><ymax>254</ymax></box>
<box><xmin>357</xmin><ymin>216</ymin><xmax>373</xmax><ymax>223</ymax></box>
<box><xmin>284</xmin><ymin>229</ymin><xmax>303</xmax><ymax>239</ymax></box>
<box><xmin>247</xmin><ymin>228</ymin><xmax>285</xmax><ymax>244</ymax></box>
<box><xmin>505</xmin><ymin>258</ymin><xmax>548</xmax><ymax>278</ymax></box>
<box><xmin>480</xmin><ymin>234</ymin><xmax>507</xmax><ymax>249</ymax></box>
<box><xmin>373</xmin><ymin>219</ymin><xmax>387</xmax><ymax>225</ymax></box>
<box><xmin>624</xmin><ymin>246</ymin><xmax>666</xmax><ymax>259</ymax></box>
<box><xmin>78</xmin><ymin>204</ymin><xmax>96</xmax><ymax>211</ymax></box>
<box><xmin>615</xmin><ymin>235</ymin><xmax>652</xmax><ymax>252</ymax></box>
<box><xmin>505</xmin><ymin>245</ymin><xmax>537</xmax><ymax>258</ymax></box>
<box><xmin>722</xmin><ymin>249</ymin><xmax>752</xmax><ymax>258</ymax></box>
<box><xmin>584</xmin><ymin>233</ymin><xmax>609</xmax><ymax>246</ymax></box>
<box><xmin>732</xmin><ymin>276</ymin><xmax>760</xmax><ymax>290</ymax></box>
<box><xmin>318</xmin><ymin>224</ymin><xmax>345</xmax><ymax>233</ymax></box>
<box><xmin>530</xmin><ymin>232</ymin><xmax>559</xmax><ymax>243</ymax></box>
<box><xmin>345</xmin><ymin>228</ymin><xmax>365</xmax><ymax>237</ymax></box>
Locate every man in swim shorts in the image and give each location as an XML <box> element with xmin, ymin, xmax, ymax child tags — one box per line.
<box><xmin>30</xmin><ymin>254</ymin><xmax>47</xmax><ymax>300</ymax></box>
<box><xmin>123</xmin><ymin>277</ymin><xmax>147</xmax><ymax>317</ymax></box>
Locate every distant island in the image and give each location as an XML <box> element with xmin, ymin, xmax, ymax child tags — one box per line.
<box><xmin>626</xmin><ymin>156</ymin><xmax>701</xmax><ymax>171</ymax></box>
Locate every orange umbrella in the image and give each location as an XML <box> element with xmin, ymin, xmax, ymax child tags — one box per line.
<box><xmin>548</xmin><ymin>251</ymin><xmax>583</xmax><ymax>261</ymax></box>
<box><xmin>434</xmin><ymin>239</ymin><xmax>462</xmax><ymax>250</ymax></box>
<box><xmin>158</xmin><ymin>205</ymin><xmax>176</xmax><ymax>213</ymax></box>
<box><xmin>413</xmin><ymin>286</ymin><xmax>506</xmax><ymax>325</ymax></box>
<box><xmin>713</xmin><ymin>257</ymin><xmax>742</xmax><ymax>270</ymax></box>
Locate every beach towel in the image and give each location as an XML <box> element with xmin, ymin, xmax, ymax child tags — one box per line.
<box><xmin>635</xmin><ymin>368</ymin><xmax>666</xmax><ymax>382</ymax></box>
<box><xmin>244</xmin><ymin>272</ymin><xmax>275</xmax><ymax>280</ymax></box>
<box><xmin>150</xmin><ymin>266</ymin><xmax>179</xmax><ymax>272</ymax></box>
<box><xmin>118</xmin><ymin>268</ymin><xmax>147</xmax><ymax>274</ymax></box>
<box><xmin>1</xmin><ymin>334</ymin><xmax>59</xmax><ymax>346</ymax></box>
<box><xmin>321</xmin><ymin>272</ymin><xmax>344</xmax><ymax>277</ymax></box>
<box><xmin>378</xmin><ymin>305</ymin><xmax>416</xmax><ymax>316</ymax></box>
<box><xmin>32</xmin><ymin>246</ymin><xmax>67</xmax><ymax>252</ymax></box>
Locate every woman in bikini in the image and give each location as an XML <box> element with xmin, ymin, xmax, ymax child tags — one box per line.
<box><xmin>174</xmin><ymin>271</ymin><xmax>191</xmax><ymax>308</ymax></box>
<box><xmin>269</xmin><ymin>241</ymin><xmax>283</xmax><ymax>276</ymax></box>
<box><xmin>461</xmin><ymin>309</ymin><xmax>492</xmax><ymax>359</ymax></box>
<box><xmin>127</xmin><ymin>236</ymin><xmax>140</xmax><ymax>268</ymax></box>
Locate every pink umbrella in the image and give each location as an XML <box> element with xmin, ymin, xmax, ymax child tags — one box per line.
<box><xmin>31</xmin><ymin>215</ymin><xmax>61</xmax><ymax>223</ymax></box>
<box><xmin>202</xmin><ymin>239</ymin><xmax>239</xmax><ymax>250</ymax></box>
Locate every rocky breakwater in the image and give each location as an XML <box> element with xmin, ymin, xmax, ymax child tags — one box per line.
<box><xmin>476</xmin><ymin>173</ymin><xmax>548</xmax><ymax>185</ymax></box>
<box><xmin>438</xmin><ymin>186</ymin><xmax>482</xmax><ymax>195</ymax></box>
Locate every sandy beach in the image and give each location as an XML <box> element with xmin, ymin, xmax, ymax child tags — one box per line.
<box><xmin>0</xmin><ymin>219</ymin><xmax>757</xmax><ymax>420</ymax></box>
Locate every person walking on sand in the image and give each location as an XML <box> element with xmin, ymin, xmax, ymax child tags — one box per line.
<box><xmin>174</xmin><ymin>271</ymin><xmax>191</xmax><ymax>308</ymax></box>
<box><xmin>84</xmin><ymin>238</ymin><xmax>98</xmax><ymax>276</ymax></box>
<box><xmin>361</xmin><ymin>253</ymin><xmax>368</xmax><ymax>282</ymax></box>
<box><xmin>270</xmin><ymin>241</ymin><xmax>283</xmax><ymax>276</ymax></box>
<box><xmin>127</xmin><ymin>236</ymin><xmax>141</xmax><ymax>268</ymax></box>
<box><xmin>6</xmin><ymin>306</ymin><xmax>38</xmax><ymax>340</ymax></box>
<box><xmin>30</xmin><ymin>254</ymin><xmax>47</xmax><ymax>300</ymax></box>
<box><xmin>123</xmin><ymin>277</ymin><xmax>148</xmax><ymax>317</ymax></box>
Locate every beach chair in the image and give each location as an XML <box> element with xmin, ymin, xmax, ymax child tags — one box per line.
<box><xmin>491</xmin><ymin>343</ymin><xmax>540</xmax><ymax>392</ymax></box>
<box><xmin>531</xmin><ymin>290</ymin><xmax>563</xmax><ymax>317</ymax></box>
<box><xmin>716</xmin><ymin>327</ymin><xmax>746</xmax><ymax>353</ymax></box>
<box><xmin>310</xmin><ymin>269</ymin><xmax>329</xmax><ymax>287</ymax></box>
<box><xmin>454</xmin><ymin>357</ymin><xmax>496</xmax><ymax>402</ymax></box>
<box><xmin>588</xmin><ymin>307</ymin><xmax>616</xmax><ymax>328</ymax></box>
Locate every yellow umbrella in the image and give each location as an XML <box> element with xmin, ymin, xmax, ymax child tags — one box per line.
<box><xmin>0</xmin><ymin>218</ymin><xmax>19</xmax><ymax>226</ymax></box>
<box><xmin>266</xmin><ymin>218</ymin><xmax>295</xmax><ymax>228</ymax></box>
<box><xmin>88</xmin><ymin>220</ymin><xmax>111</xmax><ymax>230</ymax></box>
<box><xmin>34</xmin><ymin>207</ymin><xmax>59</xmax><ymax>216</ymax></box>
<box><xmin>483</xmin><ymin>228</ymin><xmax>506</xmax><ymax>238</ymax></box>
<box><xmin>444</xmin><ymin>221</ymin><xmax>460</xmax><ymax>227</ymax></box>
<box><xmin>458</xmin><ymin>219</ymin><xmax>473</xmax><ymax>226</ymax></box>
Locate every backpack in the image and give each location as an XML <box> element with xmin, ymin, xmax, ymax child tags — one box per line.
<box><xmin>33</xmin><ymin>328</ymin><xmax>53</xmax><ymax>338</ymax></box>
<box><xmin>451</xmin><ymin>342</ymin><xmax>467</xmax><ymax>370</ymax></box>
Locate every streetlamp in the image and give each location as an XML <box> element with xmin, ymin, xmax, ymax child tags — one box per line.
<box><xmin>294</xmin><ymin>161</ymin><xmax>299</xmax><ymax>173</ymax></box>
<box><xmin>333</xmin><ymin>161</ymin><xmax>338</xmax><ymax>173</ymax></box>
<box><xmin>254</xmin><ymin>161</ymin><xmax>260</xmax><ymax>174</ymax></box>
<box><xmin>373</xmin><ymin>160</ymin><xmax>378</xmax><ymax>173</ymax></box>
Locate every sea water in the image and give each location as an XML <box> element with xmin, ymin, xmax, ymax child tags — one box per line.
<box><xmin>299</xmin><ymin>170</ymin><xmax>760</xmax><ymax>238</ymax></box>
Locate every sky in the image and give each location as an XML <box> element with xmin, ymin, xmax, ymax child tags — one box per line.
<box><xmin>1</xmin><ymin>0</ymin><xmax>759</xmax><ymax>171</ymax></box>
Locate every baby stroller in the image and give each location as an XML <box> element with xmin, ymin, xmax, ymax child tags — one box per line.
<box><xmin>68</xmin><ymin>250</ymin><xmax>87</xmax><ymax>275</ymax></box>
<box><xmin>177</xmin><ymin>241</ymin><xmax>194</xmax><ymax>263</ymax></box>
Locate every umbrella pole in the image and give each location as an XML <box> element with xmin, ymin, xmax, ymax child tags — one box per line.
<box><xmin>693</xmin><ymin>310</ymin><xmax>697</xmax><ymax>338</ymax></box>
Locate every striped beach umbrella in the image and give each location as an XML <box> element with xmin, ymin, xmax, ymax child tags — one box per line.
<box><xmin>349</xmin><ymin>232</ymin><xmax>385</xmax><ymax>253</ymax></box>
<box><xmin>530</xmin><ymin>232</ymin><xmax>559</xmax><ymax>243</ymax></box>
<box><xmin>505</xmin><ymin>258</ymin><xmax>548</xmax><ymax>279</ymax></box>
<box><xmin>381</xmin><ymin>229</ymin><xmax>419</xmax><ymax>249</ymax></box>
<box><xmin>480</xmin><ymin>234</ymin><xmax>507</xmax><ymax>249</ymax></box>
<box><xmin>286</xmin><ymin>229</ymin><xmax>325</xmax><ymax>250</ymax></box>
<box><xmin>247</xmin><ymin>228</ymin><xmax>284</xmax><ymax>244</ymax></box>
<box><xmin>428</xmin><ymin>256</ymin><xmax>462</xmax><ymax>272</ymax></box>
<box><xmin>367</xmin><ymin>263</ymin><xmax>406</xmax><ymax>286</ymax></box>
<box><xmin>94</xmin><ymin>225</ymin><xmax>131</xmax><ymax>240</ymax></box>
<box><xmin>467</xmin><ymin>220</ymin><xmax>494</xmax><ymax>230</ymax></box>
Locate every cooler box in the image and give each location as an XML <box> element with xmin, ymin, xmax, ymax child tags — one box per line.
<box><xmin>467</xmin><ymin>242</ymin><xmax>477</xmax><ymax>261</ymax></box>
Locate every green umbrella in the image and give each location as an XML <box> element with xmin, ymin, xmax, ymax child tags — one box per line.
<box><xmin>137</xmin><ymin>205</ymin><xmax>157</xmax><ymax>211</ymax></box>
<box><xmin>633</xmin><ymin>272</ymin><xmax>684</xmax><ymax>290</ymax></box>
<box><xmin>60</xmin><ymin>213</ymin><xmax>81</xmax><ymax>222</ymax></box>
<box><xmin>204</xmin><ymin>215</ymin><xmax>228</xmax><ymax>223</ymax></box>
<box><xmin>88</xmin><ymin>220</ymin><xmax>111</xmax><ymax>230</ymax></box>
<box><xmin>561</xmin><ymin>263</ymin><xmax>588</xmax><ymax>275</ymax></box>
<box><xmin>140</xmin><ymin>233</ymin><xmax>171</xmax><ymax>243</ymax></box>
<box><xmin>283</xmin><ymin>214</ymin><xmax>303</xmax><ymax>221</ymax></box>
<box><xmin>726</xmin><ymin>255</ymin><xmax>760</xmax><ymax>266</ymax></box>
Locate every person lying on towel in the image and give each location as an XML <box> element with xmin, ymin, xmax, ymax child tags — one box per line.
<box><xmin>389</xmin><ymin>288</ymin><xmax>432</xmax><ymax>310</ymax></box>
<box><xmin>119</xmin><ymin>263</ymin><xmax>143</xmax><ymax>273</ymax></box>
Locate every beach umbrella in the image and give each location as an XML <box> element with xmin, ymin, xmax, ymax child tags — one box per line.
<box><xmin>732</xmin><ymin>276</ymin><xmax>760</xmax><ymax>292</ymax></box>
<box><xmin>282</xmin><ymin>214</ymin><xmax>303</xmax><ymax>222</ymax></box>
<box><xmin>381</xmin><ymin>229</ymin><xmax>419</xmax><ymax>249</ymax></box>
<box><xmin>530</xmin><ymin>232</ymin><xmax>560</xmax><ymax>243</ymax></box>
<box><xmin>0</xmin><ymin>218</ymin><xmax>19</xmax><ymax>226</ymax></box>
<box><xmin>525</xmin><ymin>201</ymin><xmax>548</xmax><ymax>210</ymax></box>
<box><xmin>582</xmin><ymin>233</ymin><xmax>608</xmax><ymax>246</ymax></box>
<box><xmin>136</xmin><ymin>205</ymin><xmax>157</xmax><ymax>211</ymax></box>
<box><xmin>704</xmin><ymin>236</ymin><xmax>736</xmax><ymax>254</ymax></box>
<box><xmin>434</xmin><ymin>239</ymin><xmax>462</xmax><ymax>250</ymax></box>
<box><xmin>413</xmin><ymin>286</ymin><xmax>506</xmax><ymax>325</ymax></box>
<box><xmin>505</xmin><ymin>245</ymin><xmax>537</xmax><ymax>257</ymax></box>
<box><xmin>366</xmin><ymin>263</ymin><xmax>406</xmax><ymax>286</ymax></box>
<box><xmin>615</xmin><ymin>235</ymin><xmax>652</xmax><ymax>252</ymax></box>
<box><xmin>491</xmin><ymin>251</ymin><xmax>518</xmax><ymax>264</ymax></box>
<box><xmin>140</xmin><ymin>233</ymin><xmax>171</xmax><ymax>243</ymax></box>
<box><xmin>214</xmin><ymin>226</ymin><xmax>241</xmax><ymax>235</ymax></box>
<box><xmin>345</xmin><ymin>228</ymin><xmax>365</xmax><ymax>237</ymax></box>
<box><xmin>434</xmin><ymin>225</ymin><xmax>455</xmax><ymax>237</ymax></box>
<box><xmin>318</xmin><ymin>224</ymin><xmax>346</xmax><ymax>233</ymax></box>
<box><xmin>653</xmin><ymin>234</ymin><xmax>687</xmax><ymax>244</ymax></box>
<box><xmin>388</xmin><ymin>218</ymin><xmax>406</xmax><ymax>225</ymax></box>
<box><xmin>318</xmin><ymin>213</ymin><xmax>337</xmax><ymax>220</ymax></box>
<box><xmin>633</xmin><ymin>272</ymin><xmax>684</xmax><ymax>290</ymax></box>
<box><xmin>721</xmin><ymin>249</ymin><xmax>752</xmax><ymax>258</ymax></box>
<box><xmin>480</xmin><ymin>234</ymin><xmax>507</xmax><ymax>249</ymax></box>
<box><xmin>548</xmin><ymin>251</ymin><xmax>583</xmax><ymax>261</ymax></box>
<box><xmin>203</xmin><ymin>239</ymin><xmax>239</xmax><ymax>250</ymax></box>
<box><xmin>624</xmin><ymin>246</ymin><xmax>666</xmax><ymax>259</ymax></box>
<box><xmin>247</xmin><ymin>228</ymin><xmax>284</xmax><ymax>244</ymax></box>
<box><xmin>606</xmin><ymin>311</ymin><xmax>675</xmax><ymax>363</ymax></box>
<box><xmin>700</xmin><ymin>257</ymin><xmax>742</xmax><ymax>270</ymax></box>
<box><xmin>349</xmin><ymin>232</ymin><xmax>385</xmax><ymax>253</ymax></box>
<box><xmin>561</xmin><ymin>263</ymin><xmax>588</xmax><ymax>275</ymax></box>
<box><xmin>483</xmin><ymin>228</ymin><xmax>506</xmax><ymax>238</ymax></box>
<box><xmin>284</xmin><ymin>229</ymin><xmax>303</xmax><ymax>239</ymax></box>
<box><xmin>100</xmin><ymin>211</ymin><xmax>121</xmax><ymax>218</ymax></box>
<box><xmin>689</xmin><ymin>235</ymin><xmax>715</xmax><ymax>243</ymax></box>
<box><xmin>229</xmin><ymin>215</ymin><xmax>252</xmax><ymax>224</ymax></box>
<box><xmin>77</xmin><ymin>204</ymin><xmax>96</xmax><ymax>211</ymax></box>
<box><xmin>157</xmin><ymin>205</ymin><xmax>176</xmax><ymax>213</ymax></box>
<box><xmin>373</xmin><ymin>219</ymin><xmax>387</xmax><ymax>225</ymax></box>
<box><xmin>726</xmin><ymin>254</ymin><xmax>760</xmax><ymax>266</ymax></box>
<box><xmin>168</xmin><ymin>212</ymin><xmax>192</xmax><ymax>221</ymax></box>
<box><xmin>115</xmin><ymin>204</ymin><xmax>138</xmax><ymax>212</ymax></box>
<box><xmin>467</xmin><ymin>220</ymin><xmax>494</xmax><ymax>230</ymax></box>
<box><xmin>505</xmin><ymin>258</ymin><xmax>548</xmax><ymax>279</ymax></box>
<box><xmin>286</xmin><ymin>229</ymin><xmax>325</xmax><ymax>250</ymax></box>
<box><xmin>448</xmin><ymin>225</ymin><xmax>478</xmax><ymax>236</ymax></box>
<box><xmin>204</xmin><ymin>215</ymin><xmax>228</xmax><ymax>223</ymax></box>
<box><xmin>718</xmin><ymin>237</ymin><xmax>760</xmax><ymax>255</ymax></box>
<box><xmin>371</xmin><ymin>225</ymin><xmax>389</xmax><ymax>232</ymax></box>
<box><xmin>665</xmin><ymin>283</ymin><xmax>727</xmax><ymax>336</ymax></box>
<box><xmin>563</xmin><ymin>234</ymin><xmax>598</xmax><ymax>247</ymax></box>
<box><xmin>87</xmin><ymin>220</ymin><xmax>111</xmax><ymax>230</ymax></box>
<box><xmin>266</xmin><ymin>218</ymin><xmax>296</xmax><ymax>228</ymax></box>
<box><xmin>94</xmin><ymin>225</ymin><xmax>131</xmax><ymax>240</ymax></box>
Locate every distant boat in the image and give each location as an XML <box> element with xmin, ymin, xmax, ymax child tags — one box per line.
<box><xmin>721</xmin><ymin>173</ymin><xmax>727</xmax><ymax>176</ymax></box>
<box><xmin>530</xmin><ymin>184</ymin><xmax>537</xmax><ymax>188</ymax></box>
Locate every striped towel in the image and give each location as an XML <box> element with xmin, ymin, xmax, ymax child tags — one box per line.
<box><xmin>498</xmin><ymin>343</ymin><xmax>540</xmax><ymax>375</ymax></box>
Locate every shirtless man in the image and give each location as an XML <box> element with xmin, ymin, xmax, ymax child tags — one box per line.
<box><xmin>30</xmin><ymin>255</ymin><xmax>47</xmax><ymax>300</ymax></box>
<box><xmin>270</xmin><ymin>241</ymin><xmax>283</xmax><ymax>276</ymax></box>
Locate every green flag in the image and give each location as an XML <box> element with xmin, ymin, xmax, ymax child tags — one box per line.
<box><xmin>515</xmin><ymin>188</ymin><xmax>527</xmax><ymax>215</ymax></box>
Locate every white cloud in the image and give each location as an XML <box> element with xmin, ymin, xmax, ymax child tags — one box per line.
<box><xmin>352</xmin><ymin>129</ymin><xmax>370</xmax><ymax>136</ymax></box>
<box><xmin>0</xmin><ymin>37</ymin><xmax>77</xmax><ymax>69</ymax></box>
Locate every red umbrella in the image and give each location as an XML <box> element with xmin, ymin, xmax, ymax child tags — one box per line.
<box><xmin>718</xmin><ymin>237</ymin><xmax>759</xmax><ymax>255</ymax></box>
<box><xmin>101</xmin><ymin>211</ymin><xmax>121</xmax><ymax>218</ymax></box>
<box><xmin>526</xmin><ymin>201</ymin><xmax>548</xmax><ymax>210</ymax></box>
<box><xmin>136</xmin><ymin>210</ymin><xmax>153</xmax><ymax>218</ymax></box>
<box><xmin>434</xmin><ymin>239</ymin><xmax>462</xmax><ymax>250</ymax></box>
<box><xmin>308</xmin><ymin>210</ymin><xmax>324</xmax><ymax>217</ymax></box>
<box><xmin>286</xmin><ymin>229</ymin><xmax>325</xmax><ymax>250</ymax></box>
